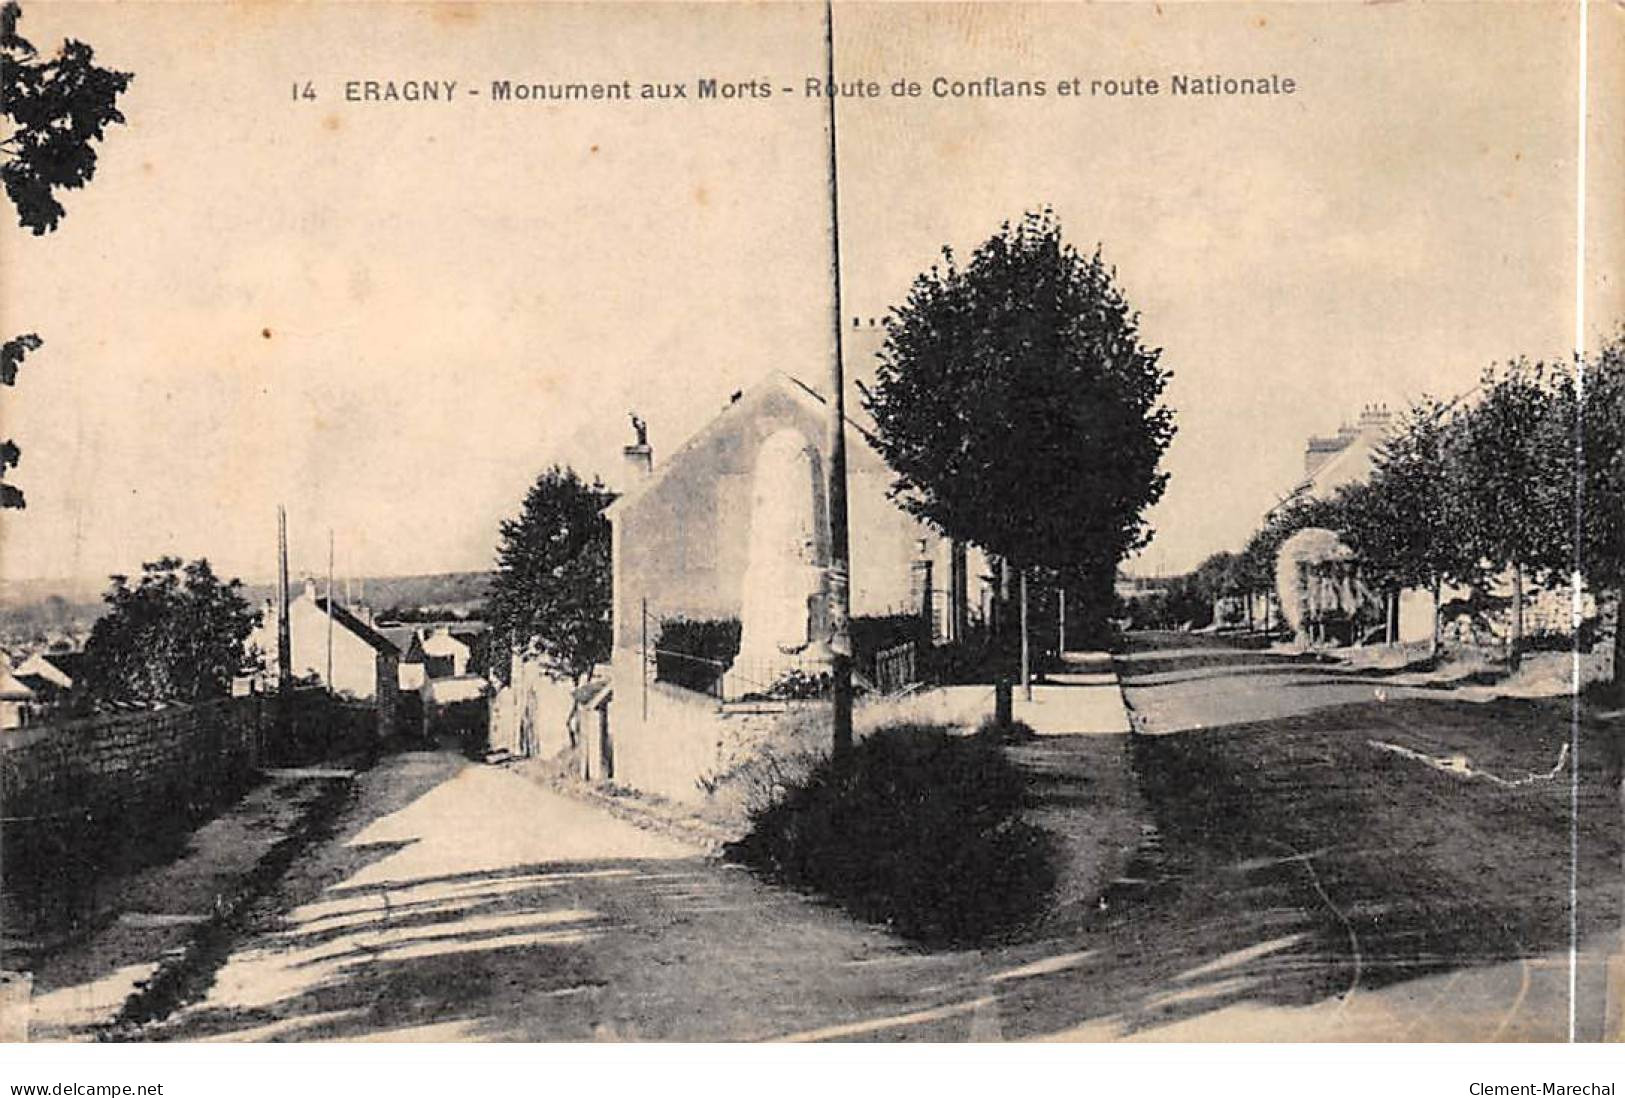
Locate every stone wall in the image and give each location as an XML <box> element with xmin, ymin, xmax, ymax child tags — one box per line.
<box><xmin>0</xmin><ymin>697</ymin><xmax>267</xmax><ymax>913</ymax></box>
<box><xmin>1</xmin><ymin>697</ymin><xmax>264</xmax><ymax>827</ymax></box>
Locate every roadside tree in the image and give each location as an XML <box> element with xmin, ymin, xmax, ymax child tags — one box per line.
<box><xmin>862</xmin><ymin>209</ymin><xmax>1175</xmax><ymax>711</ymax></box>
<box><xmin>1530</xmin><ymin>332</ymin><xmax>1625</xmax><ymax>689</ymax></box>
<box><xmin>1</xmin><ymin>331</ymin><xmax>40</xmax><ymax>508</ymax></box>
<box><xmin>1446</xmin><ymin>361</ymin><xmax>1558</xmax><ymax>669</ymax></box>
<box><xmin>487</xmin><ymin>465</ymin><xmax>615</xmax><ymax>686</ymax></box>
<box><xmin>82</xmin><ymin>557</ymin><xmax>261</xmax><ymax>703</ymax></box>
<box><xmin>1335</xmin><ymin>398</ymin><xmax>1476</xmax><ymax>657</ymax></box>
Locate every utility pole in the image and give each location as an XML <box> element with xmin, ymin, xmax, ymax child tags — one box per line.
<box><xmin>1059</xmin><ymin>585</ymin><xmax>1067</xmax><ymax>656</ymax></box>
<box><xmin>276</xmin><ymin>505</ymin><xmax>292</xmax><ymax>696</ymax></box>
<box><xmin>325</xmin><ymin>528</ymin><xmax>334</xmax><ymax>693</ymax></box>
<box><xmin>995</xmin><ymin>560</ymin><xmax>1013</xmax><ymax>727</ymax></box>
<box><xmin>820</xmin><ymin>0</ymin><xmax>854</xmax><ymax>761</ymax></box>
<box><xmin>1020</xmin><ymin>569</ymin><xmax>1032</xmax><ymax>701</ymax></box>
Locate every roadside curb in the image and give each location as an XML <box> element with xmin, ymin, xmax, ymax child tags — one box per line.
<box><xmin>1111</xmin><ymin>662</ymin><xmax>1150</xmax><ymax>736</ymax></box>
<box><xmin>516</xmin><ymin>763</ymin><xmax>739</xmax><ymax>856</ymax></box>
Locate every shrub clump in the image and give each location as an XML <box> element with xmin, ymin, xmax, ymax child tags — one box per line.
<box><xmin>725</xmin><ymin>723</ymin><xmax>1057</xmax><ymax>946</ymax></box>
<box><xmin>653</xmin><ymin>617</ymin><xmax>741</xmax><ymax>694</ymax></box>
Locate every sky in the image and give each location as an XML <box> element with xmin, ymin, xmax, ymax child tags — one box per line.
<box><xmin>1</xmin><ymin>1</ymin><xmax>1619</xmax><ymax>586</ymax></box>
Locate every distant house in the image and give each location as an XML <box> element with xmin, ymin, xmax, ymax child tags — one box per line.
<box><xmin>0</xmin><ymin>667</ymin><xmax>37</xmax><ymax>730</ymax></box>
<box><xmin>10</xmin><ymin>651</ymin><xmax>82</xmax><ymax>713</ymax></box>
<box><xmin>1263</xmin><ymin>401</ymin><xmax>1591</xmax><ymax>646</ymax></box>
<box><xmin>392</xmin><ymin>623</ymin><xmax>484</xmax><ymax>691</ymax></box>
<box><xmin>421</xmin><ymin>626</ymin><xmax>478</xmax><ymax>677</ymax></box>
<box><xmin>251</xmin><ymin>579</ymin><xmax>401</xmax><ymax>728</ymax></box>
<box><xmin>1265</xmin><ymin>404</ymin><xmax>1394</xmax><ymax>526</ymax></box>
<box><xmin>14</xmin><ymin>651</ymin><xmax>86</xmax><ymax>693</ymax></box>
<box><xmin>421</xmin><ymin>674</ymin><xmax>488</xmax><ymax>707</ymax></box>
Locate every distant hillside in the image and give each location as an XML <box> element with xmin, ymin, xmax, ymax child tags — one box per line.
<box><xmin>0</xmin><ymin>571</ymin><xmax>495</xmax><ymax>643</ymax></box>
<box><xmin>0</xmin><ymin>575</ymin><xmax>108</xmax><ymax>609</ymax></box>
<box><xmin>238</xmin><ymin>571</ymin><xmax>494</xmax><ymax>615</ymax></box>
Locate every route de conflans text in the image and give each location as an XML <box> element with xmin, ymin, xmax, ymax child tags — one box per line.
<box><xmin>477</xmin><ymin>73</ymin><xmax>1297</xmax><ymax>102</ymax></box>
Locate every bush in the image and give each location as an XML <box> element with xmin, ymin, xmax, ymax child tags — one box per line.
<box><xmin>725</xmin><ymin>723</ymin><xmax>1057</xmax><ymax>946</ymax></box>
<box><xmin>1523</xmin><ymin>618</ymin><xmax>1602</xmax><ymax>653</ymax></box>
<box><xmin>742</xmin><ymin>666</ymin><xmax>829</xmax><ymax>702</ymax></box>
<box><xmin>654</xmin><ymin>617</ymin><xmax>741</xmax><ymax>694</ymax></box>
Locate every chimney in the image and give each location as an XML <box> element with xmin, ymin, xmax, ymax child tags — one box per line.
<box><xmin>1358</xmin><ymin>402</ymin><xmax>1393</xmax><ymax>435</ymax></box>
<box><xmin>624</xmin><ymin>412</ymin><xmax>653</xmax><ymax>481</ymax></box>
<box><xmin>303</xmin><ymin>576</ymin><xmax>317</xmax><ymax>602</ymax></box>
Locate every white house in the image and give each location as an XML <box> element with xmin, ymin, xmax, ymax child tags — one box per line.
<box><xmin>600</xmin><ymin>369</ymin><xmax>990</xmax><ymax>799</ymax></box>
<box><xmin>252</xmin><ymin>579</ymin><xmax>401</xmax><ymax>716</ymax></box>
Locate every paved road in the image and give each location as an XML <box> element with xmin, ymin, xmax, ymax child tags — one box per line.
<box><xmin>146</xmin><ymin>750</ymin><xmax>1009</xmax><ymax>1042</ymax></box>
<box><xmin>1113</xmin><ymin>632</ymin><xmax>1446</xmax><ymax>734</ymax></box>
<box><xmin>80</xmin><ymin>635</ymin><xmax>1620</xmax><ymax>1041</ymax></box>
<box><xmin>1105</xmin><ymin>631</ymin><xmax>1621</xmax><ymax>1041</ymax></box>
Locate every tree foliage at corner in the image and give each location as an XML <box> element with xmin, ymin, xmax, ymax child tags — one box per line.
<box><xmin>82</xmin><ymin>557</ymin><xmax>261</xmax><ymax>703</ymax></box>
<box><xmin>2</xmin><ymin>0</ymin><xmax>133</xmax><ymax>235</ymax></box>
<box><xmin>488</xmin><ymin>465</ymin><xmax>615</xmax><ymax>685</ymax></box>
<box><xmin>1236</xmin><ymin>494</ymin><xmax>1346</xmax><ymax>603</ymax></box>
<box><xmin>1536</xmin><ymin>331</ymin><xmax>1625</xmax><ymax>686</ymax></box>
<box><xmin>862</xmin><ymin>209</ymin><xmax>1176</xmax><ymax>602</ymax></box>
<box><xmin>1</xmin><ymin>330</ymin><xmax>40</xmax><ymax>509</ymax></box>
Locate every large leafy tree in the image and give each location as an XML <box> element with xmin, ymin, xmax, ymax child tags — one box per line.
<box><xmin>1447</xmin><ymin>360</ymin><xmax>1558</xmax><ymax>668</ymax></box>
<box><xmin>1335</xmin><ymin>398</ymin><xmax>1477</xmax><ymax>656</ymax></box>
<box><xmin>2</xmin><ymin>0</ymin><xmax>133</xmax><ymax>235</ymax></box>
<box><xmin>82</xmin><ymin>557</ymin><xmax>261</xmax><ymax>703</ymax></box>
<box><xmin>862</xmin><ymin>209</ymin><xmax>1175</xmax><ymax>671</ymax></box>
<box><xmin>1191</xmin><ymin>550</ymin><xmax>1243</xmax><ymax>623</ymax></box>
<box><xmin>488</xmin><ymin>465</ymin><xmax>615</xmax><ymax>686</ymax></box>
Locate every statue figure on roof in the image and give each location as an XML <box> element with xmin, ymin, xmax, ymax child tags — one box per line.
<box><xmin>629</xmin><ymin>412</ymin><xmax>648</xmax><ymax>448</ymax></box>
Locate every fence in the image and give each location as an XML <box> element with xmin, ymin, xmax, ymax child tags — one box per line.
<box><xmin>871</xmin><ymin>641</ymin><xmax>918</xmax><ymax>696</ymax></box>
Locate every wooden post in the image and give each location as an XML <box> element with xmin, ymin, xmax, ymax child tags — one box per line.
<box><xmin>1509</xmin><ymin>565</ymin><xmax>1524</xmax><ymax>671</ymax></box>
<box><xmin>820</xmin><ymin>0</ymin><xmax>854</xmax><ymax>762</ymax></box>
<box><xmin>275</xmin><ymin>506</ymin><xmax>293</xmax><ymax>747</ymax></box>
<box><xmin>276</xmin><ymin>506</ymin><xmax>292</xmax><ymax>695</ymax></box>
<box><xmin>994</xmin><ymin>559</ymin><xmax>1013</xmax><ymax>727</ymax></box>
<box><xmin>1431</xmin><ymin>577</ymin><xmax>1443</xmax><ymax>660</ymax></box>
<box><xmin>1020</xmin><ymin>569</ymin><xmax>1032</xmax><ymax>701</ymax></box>
<box><xmin>325</xmin><ymin>529</ymin><xmax>334</xmax><ymax>693</ymax></box>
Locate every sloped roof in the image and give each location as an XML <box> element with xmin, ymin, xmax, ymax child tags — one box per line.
<box><xmin>14</xmin><ymin>673</ymin><xmax>60</xmax><ymax>696</ymax></box>
<box><xmin>313</xmin><ymin>598</ymin><xmax>401</xmax><ymax>656</ymax></box>
<box><xmin>379</xmin><ymin>625</ymin><xmax>419</xmax><ymax>653</ymax></box>
<box><xmin>607</xmin><ymin>370</ymin><xmax>881</xmax><ymax>520</ymax></box>
<box><xmin>0</xmin><ymin>666</ymin><xmax>36</xmax><ymax>701</ymax></box>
